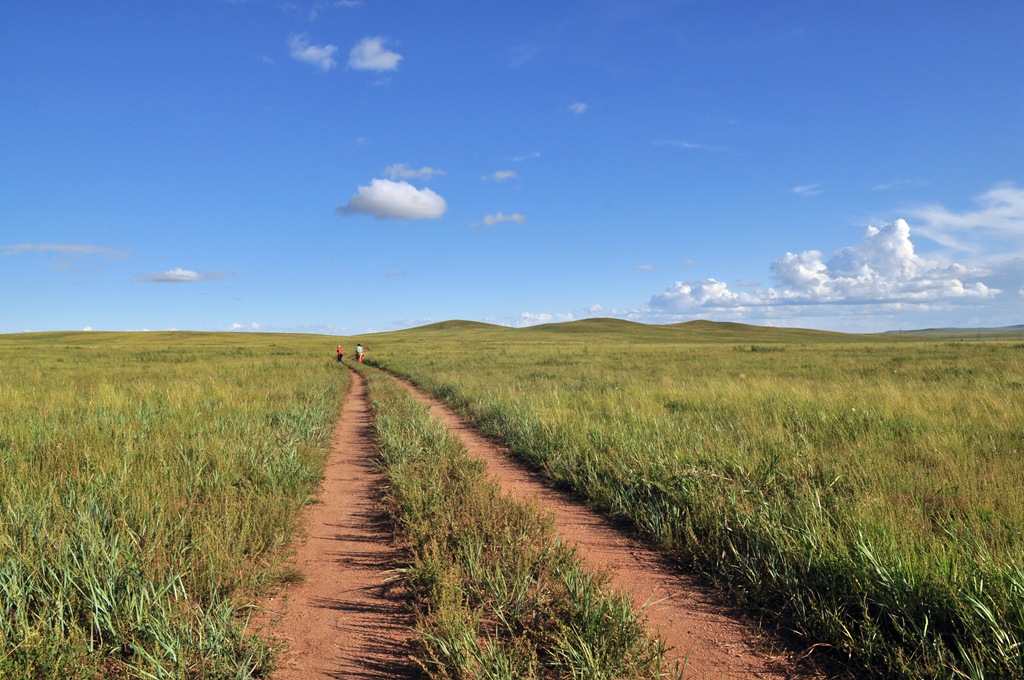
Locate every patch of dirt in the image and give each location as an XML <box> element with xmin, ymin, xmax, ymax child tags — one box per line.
<box><xmin>252</xmin><ymin>372</ymin><xmax>417</xmax><ymax>679</ymax></box>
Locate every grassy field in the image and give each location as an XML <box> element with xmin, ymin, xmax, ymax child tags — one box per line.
<box><xmin>360</xmin><ymin>364</ymin><xmax>673</xmax><ymax>678</ymax></box>
<box><xmin>4</xmin><ymin>322</ymin><xmax>1023</xmax><ymax>678</ymax></box>
<box><xmin>361</xmin><ymin>319</ymin><xmax>1024</xmax><ymax>678</ymax></box>
<box><xmin>0</xmin><ymin>332</ymin><xmax>346</xmax><ymax>678</ymax></box>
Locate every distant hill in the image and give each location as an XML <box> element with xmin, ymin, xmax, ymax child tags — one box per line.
<box><xmin>884</xmin><ymin>325</ymin><xmax>1024</xmax><ymax>338</ymax></box>
<box><xmin>384</xmin><ymin>318</ymin><xmax>1023</xmax><ymax>344</ymax></box>
<box><xmin>520</xmin><ymin>318</ymin><xmax>652</xmax><ymax>333</ymax></box>
<box><xmin>407</xmin><ymin>320</ymin><xmax>505</xmax><ymax>332</ymax></box>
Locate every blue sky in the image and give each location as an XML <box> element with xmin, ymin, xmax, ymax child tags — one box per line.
<box><xmin>2</xmin><ymin>1</ymin><xmax>1022</xmax><ymax>335</ymax></box>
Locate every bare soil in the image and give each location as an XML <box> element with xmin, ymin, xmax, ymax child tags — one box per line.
<box><xmin>252</xmin><ymin>372</ymin><xmax>417</xmax><ymax>679</ymax></box>
<box><xmin>256</xmin><ymin>370</ymin><xmax>830</xmax><ymax>679</ymax></box>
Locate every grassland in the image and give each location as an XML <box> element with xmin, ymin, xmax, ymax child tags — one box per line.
<box><xmin>362</xmin><ymin>319</ymin><xmax>1024</xmax><ymax>678</ymax></box>
<box><xmin>0</xmin><ymin>332</ymin><xmax>345</xmax><ymax>678</ymax></box>
<box><xmin>360</xmin><ymin>364</ymin><xmax>672</xmax><ymax>678</ymax></box>
<box><xmin>4</xmin><ymin>322</ymin><xmax>1022</xmax><ymax>678</ymax></box>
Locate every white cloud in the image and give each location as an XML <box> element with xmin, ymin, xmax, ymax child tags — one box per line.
<box><xmin>651</xmin><ymin>140</ymin><xmax>728</xmax><ymax>153</ymax></box>
<box><xmin>510</xmin><ymin>151</ymin><xmax>541</xmax><ymax>162</ymax></box>
<box><xmin>508</xmin><ymin>43</ymin><xmax>542</xmax><ymax>68</ymax></box>
<box><xmin>483</xmin><ymin>170</ymin><xmax>517</xmax><ymax>182</ymax></box>
<box><xmin>792</xmin><ymin>183</ymin><xmax>823</xmax><ymax>197</ymax></box>
<box><xmin>384</xmin><ymin>163</ymin><xmax>445</xmax><ymax>180</ymax></box>
<box><xmin>3</xmin><ymin>242</ymin><xmax>129</xmax><ymax>273</ymax></box>
<box><xmin>651</xmin><ymin>219</ymin><xmax>998</xmax><ymax>314</ymax></box>
<box><xmin>873</xmin><ymin>178</ymin><xmax>928</xmax><ymax>191</ymax></box>
<box><xmin>905</xmin><ymin>184</ymin><xmax>1024</xmax><ymax>256</ymax></box>
<box><xmin>348</xmin><ymin>37</ymin><xmax>402</xmax><ymax>71</ymax></box>
<box><xmin>136</xmin><ymin>268</ymin><xmax>230</xmax><ymax>283</ymax></box>
<box><xmin>336</xmin><ymin>178</ymin><xmax>447</xmax><ymax>220</ymax></box>
<box><xmin>2</xmin><ymin>243</ymin><xmax>127</xmax><ymax>258</ymax></box>
<box><xmin>471</xmin><ymin>212</ymin><xmax>526</xmax><ymax>228</ymax></box>
<box><xmin>287</xmin><ymin>33</ymin><xmax>338</xmax><ymax>72</ymax></box>
<box><xmin>514</xmin><ymin>311</ymin><xmax>577</xmax><ymax>327</ymax></box>
<box><xmin>636</xmin><ymin>264</ymin><xmax>655</xmax><ymax>271</ymax></box>
<box><xmin>569</xmin><ymin>102</ymin><xmax>588</xmax><ymax>115</ymax></box>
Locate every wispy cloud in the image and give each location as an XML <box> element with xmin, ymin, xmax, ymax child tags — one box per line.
<box><xmin>508</xmin><ymin>43</ymin><xmax>543</xmax><ymax>68</ymax></box>
<box><xmin>2</xmin><ymin>243</ymin><xmax>127</xmax><ymax>258</ymax></box>
<box><xmin>483</xmin><ymin>170</ymin><xmax>517</xmax><ymax>182</ymax></box>
<box><xmin>905</xmin><ymin>184</ymin><xmax>1024</xmax><ymax>257</ymax></box>
<box><xmin>136</xmin><ymin>268</ymin><xmax>232</xmax><ymax>283</ymax></box>
<box><xmin>510</xmin><ymin>151</ymin><xmax>541</xmax><ymax>162</ymax></box>
<box><xmin>336</xmin><ymin>178</ymin><xmax>447</xmax><ymax>220</ymax></box>
<box><xmin>384</xmin><ymin>163</ymin><xmax>445</xmax><ymax>180</ymax></box>
<box><xmin>287</xmin><ymin>33</ymin><xmax>338</xmax><ymax>71</ymax></box>
<box><xmin>348</xmin><ymin>37</ymin><xmax>402</xmax><ymax>71</ymax></box>
<box><xmin>569</xmin><ymin>102</ymin><xmax>588</xmax><ymax>115</ymax></box>
<box><xmin>651</xmin><ymin>139</ymin><xmax>727</xmax><ymax>153</ymax></box>
<box><xmin>3</xmin><ymin>242</ymin><xmax>128</xmax><ymax>273</ymax></box>
<box><xmin>471</xmin><ymin>212</ymin><xmax>526</xmax><ymax>229</ymax></box>
<box><xmin>873</xmin><ymin>178</ymin><xmax>928</xmax><ymax>191</ymax></box>
<box><xmin>792</xmin><ymin>183</ymin><xmax>823</xmax><ymax>197</ymax></box>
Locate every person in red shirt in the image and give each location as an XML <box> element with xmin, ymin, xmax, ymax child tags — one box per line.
<box><xmin>336</xmin><ymin>346</ymin><xmax>344</xmax><ymax>362</ymax></box>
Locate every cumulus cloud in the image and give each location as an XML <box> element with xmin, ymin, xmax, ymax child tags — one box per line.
<box><xmin>569</xmin><ymin>102</ymin><xmax>588</xmax><ymax>114</ymax></box>
<box><xmin>471</xmin><ymin>212</ymin><xmax>525</xmax><ymax>228</ymax></box>
<box><xmin>348</xmin><ymin>37</ymin><xmax>402</xmax><ymax>71</ymax></box>
<box><xmin>384</xmin><ymin>163</ymin><xmax>445</xmax><ymax>180</ymax></box>
<box><xmin>336</xmin><ymin>178</ymin><xmax>447</xmax><ymax>220</ymax></box>
<box><xmin>136</xmin><ymin>268</ymin><xmax>230</xmax><ymax>283</ymax></box>
<box><xmin>287</xmin><ymin>33</ymin><xmax>338</xmax><ymax>71</ymax></box>
<box><xmin>514</xmin><ymin>311</ymin><xmax>578</xmax><ymax>327</ymax></box>
<box><xmin>483</xmin><ymin>170</ymin><xmax>517</xmax><ymax>182</ymax></box>
<box><xmin>651</xmin><ymin>219</ymin><xmax>998</xmax><ymax>314</ymax></box>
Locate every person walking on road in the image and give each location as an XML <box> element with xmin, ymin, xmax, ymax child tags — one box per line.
<box><xmin>356</xmin><ymin>344</ymin><xmax>364</xmax><ymax>363</ymax></box>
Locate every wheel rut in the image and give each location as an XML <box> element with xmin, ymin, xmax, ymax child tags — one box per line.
<box><xmin>396</xmin><ymin>377</ymin><xmax>818</xmax><ymax>680</ymax></box>
<box><xmin>258</xmin><ymin>370</ymin><xmax>826</xmax><ymax>679</ymax></box>
<box><xmin>253</xmin><ymin>372</ymin><xmax>416</xmax><ymax>679</ymax></box>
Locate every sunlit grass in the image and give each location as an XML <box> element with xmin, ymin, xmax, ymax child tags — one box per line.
<box><xmin>0</xmin><ymin>331</ymin><xmax>347</xmax><ymax>678</ymax></box>
<box><xmin>360</xmin><ymin>365</ymin><xmax>672</xmax><ymax>678</ymax></box>
<box><xmin>362</xmin><ymin>320</ymin><xmax>1024</xmax><ymax>678</ymax></box>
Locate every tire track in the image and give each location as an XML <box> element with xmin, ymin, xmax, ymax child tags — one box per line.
<box><xmin>396</xmin><ymin>376</ymin><xmax>816</xmax><ymax>679</ymax></box>
<box><xmin>254</xmin><ymin>372</ymin><xmax>417</xmax><ymax>679</ymax></box>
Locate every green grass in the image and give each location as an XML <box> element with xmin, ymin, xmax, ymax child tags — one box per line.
<box><xmin>6</xmin><ymin>321</ymin><xmax>1023</xmax><ymax>677</ymax></box>
<box><xmin>360</xmin><ymin>364</ymin><xmax>674</xmax><ymax>678</ymax></box>
<box><xmin>0</xmin><ymin>331</ymin><xmax>347</xmax><ymax>678</ymax></box>
<box><xmin>359</xmin><ymin>319</ymin><xmax>1024</xmax><ymax>678</ymax></box>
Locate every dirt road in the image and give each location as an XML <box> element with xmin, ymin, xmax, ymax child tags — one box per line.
<box><xmin>254</xmin><ymin>372</ymin><xmax>416</xmax><ymax>679</ymax></box>
<box><xmin>260</xmin><ymin>370</ymin><xmax>819</xmax><ymax>678</ymax></box>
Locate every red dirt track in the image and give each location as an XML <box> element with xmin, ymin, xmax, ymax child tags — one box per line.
<box><xmin>253</xmin><ymin>372</ymin><xmax>417</xmax><ymax>679</ymax></box>
<box><xmin>257</xmin><ymin>370</ymin><xmax>826</xmax><ymax>679</ymax></box>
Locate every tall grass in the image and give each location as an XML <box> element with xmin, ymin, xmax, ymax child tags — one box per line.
<box><xmin>360</xmin><ymin>365</ymin><xmax>674</xmax><ymax>678</ymax></box>
<box><xmin>362</xmin><ymin>321</ymin><xmax>1024</xmax><ymax>678</ymax></box>
<box><xmin>0</xmin><ymin>332</ymin><xmax>346</xmax><ymax>678</ymax></box>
